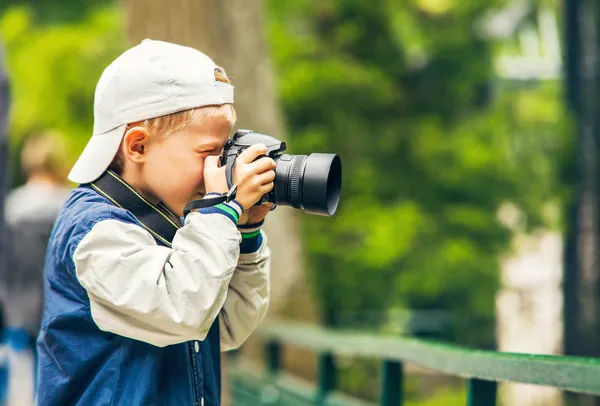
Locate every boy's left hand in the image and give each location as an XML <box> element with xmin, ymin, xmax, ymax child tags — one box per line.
<box><xmin>238</xmin><ymin>202</ymin><xmax>274</xmax><ymax>225</ymax></box>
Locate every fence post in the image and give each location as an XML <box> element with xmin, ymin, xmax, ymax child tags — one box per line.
<box><xmin>467</xmin><ymin>379</ymin><xmax>496</xmax><ymax>406</ymax></box>
<box><xmin>261</xmin><ymin>341</ymin><xmax>282</xmax><ymax>406</ymax></box>
<box><xmin>380</xmin><ymin>360</ymin><xmax>403</xmax><ymax>406</ymax></box>
<box><xmin>265</xmin><ymin>340</ymin><xmax>281</xmax><ymax>375</ymax></box>
<box><xmin>317</xmin><ymin>353</ymin><xmax>336</xmax><ymax>406</ymax></box>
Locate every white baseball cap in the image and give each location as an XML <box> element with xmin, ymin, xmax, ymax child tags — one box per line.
<box><xmin>68</xmin><ymin>39</ymin><xmax>234</xmax><ymax>184</ymax></box>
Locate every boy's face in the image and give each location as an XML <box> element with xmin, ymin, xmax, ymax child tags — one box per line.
<box><xmin>142</xmin><ymin>116</ymin><xmax>232</xmax><ymax>217</ymax></box>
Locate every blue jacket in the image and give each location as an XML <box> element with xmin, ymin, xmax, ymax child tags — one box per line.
<box><xmin>36</xmin><ymin>185</ymin><xmax>270</xmax><ymax>405</ymax></box>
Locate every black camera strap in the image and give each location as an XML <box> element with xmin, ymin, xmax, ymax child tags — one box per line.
<box><xmin>223</xmin><ymin>151</ymin><xmax>237</xmax><ymax>190</ymax></box>
<box><xmin>90</xmin><ymin>170</ymin><xmax>180</xmax><ymax>247</ymax></box>
<box><xmin>88</xmin><ymin>169</ymin><xmax>223</xmax><ymax>398</ymax></box>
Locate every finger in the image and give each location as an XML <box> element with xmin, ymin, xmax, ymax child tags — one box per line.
<box><xmin>237</xmin><ymin>143</ymin><xmax>268</xmax><ymax>164</ymax></box>
<box><xmin>260</xmin><ymin>181</ymin><xmax>275</xmax><ymax>194</ymax></box>
<box><xmin>204</xmin><ymin>155</ymin><xmax>220</xmax><ymax>172</ymax></box>
<box><xmin>255</xmin><ymin>170</ymin><xmax>276</xmax><ymax>185</ymax></box>
<box><xmin>248</xmin><ymin>157</ymin><xmax>277</xmax><ymax>174</ymax></box>
<box><xmin>249</xmin><ymin>204</ymin><xmax>272</xmax><ymax>218</ymax></box>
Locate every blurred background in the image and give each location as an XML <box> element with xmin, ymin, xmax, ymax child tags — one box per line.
<box><xmin>0</xmin><ymin>0</ymin><xmax>598</xmax><ymax>405</ymax></box>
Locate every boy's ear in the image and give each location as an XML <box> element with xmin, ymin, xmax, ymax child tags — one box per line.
<box><xmin>123</xmin><ymin>126</ymin><xmax>150</xmax><ymax>164</ymax></box>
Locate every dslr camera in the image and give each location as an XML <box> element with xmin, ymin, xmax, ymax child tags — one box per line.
<box><xmin>220</xmin><ymin>130</ymin><xmax>342</xmax><ymax>216</ymax></box>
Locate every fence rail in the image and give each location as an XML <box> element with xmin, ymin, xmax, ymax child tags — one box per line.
<box><xmin>229</xmin><ymin>320</ymin><xmax>600</xmax><ymax>406</ymax></box>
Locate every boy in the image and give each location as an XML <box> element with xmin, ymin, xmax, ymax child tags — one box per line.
<box><xmin>36</xmin><ymin>39</ymin><xmax>276</xmax><ymax>406</ymax></box>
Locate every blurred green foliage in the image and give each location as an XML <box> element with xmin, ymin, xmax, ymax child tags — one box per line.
<box><xmin>0</xmin><ymin>0</ymin><xmax>112</xmax><ymax>25</ymax></box>
<box><xmin>0</xmin><ymin>0</ymin><xmax>568</xmax><ymax>351</ymax></box>
<box><xmin>0</xmin><ymin>5</ymin><xmax>122</xmax><ymax>185</ymax></box>
<box><xmin>335</xmin><ymin>354</ymin><xmax>466</xmax><ymax>405</ymax></box>
<box><xmin>405</xmin><ymin>387</ymin><xmax>465</xmax><ymax>406</ymax></box>
<box><xmin>266</xmin><ymin>0</ymin><xmax>568</xmax><ymax>347</ymax></box>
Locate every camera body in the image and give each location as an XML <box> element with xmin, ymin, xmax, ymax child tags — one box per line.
<box><xmin>220</xmin><ymin>129</ymin><xmax>342</xmax><ymax>216</ymax></box>
<box><xmin>221</xmin><ymin>129</ymin><xmax>287</xmax><ymax>160</ymax></box>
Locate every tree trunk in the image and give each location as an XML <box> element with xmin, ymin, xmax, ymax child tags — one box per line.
<box><xmin>122</xmin><ymin>0</ymin><xmax>307</xmax><ymax>313</ymax></box>
<box><xmin>564</xmin><ymin>0</ymin><xmax>600</xmax><ymax>405</ymax></box>
<box><xmin>122</xmin><ymin>3</ymin><xmax>314</xmax><ymax>402</ymax></box>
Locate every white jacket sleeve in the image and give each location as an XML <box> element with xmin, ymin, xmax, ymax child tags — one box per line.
<box><xmin>219</xmin><ymin>232</ymin><xmax>270</xmax><ymax>351</ymax></box>
<box><xmin>73</xmin><ymin>211</ymin><xmax>241</xmax><ymax>347</ymax></box>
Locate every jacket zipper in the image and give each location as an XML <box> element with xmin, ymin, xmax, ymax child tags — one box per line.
<box><xmin>188</xmin><ymin>342</ymin><xmax>200</xmax><ymax>406</ymax></box>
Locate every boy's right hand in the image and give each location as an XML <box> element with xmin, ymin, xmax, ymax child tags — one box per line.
<box><xmin>204</xmin><ymin>144</ymin><xmax>276</xmax><ymax>210</ymax></box>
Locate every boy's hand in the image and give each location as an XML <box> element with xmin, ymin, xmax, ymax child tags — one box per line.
<box><xmin>238</xmin><ymin>202</ymin><xmax>274</xmax><ymax>225</ymax></box>
<box><xmin>204</xmin><ymin>143</ymin><xmax>276</xmax><ymax>210</ymax></box>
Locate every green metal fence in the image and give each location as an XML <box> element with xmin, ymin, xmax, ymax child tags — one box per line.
<box><xmin>229</xmin><ymin>320</ymin><xmax>600</xmax><ymax>406</ymax></box>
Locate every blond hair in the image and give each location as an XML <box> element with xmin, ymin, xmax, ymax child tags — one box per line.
<box><xmin>109</xmin><ymin>68</ymin><xmax>236</xmax><ymax>174</ymax></box>
<box><xmin>21</xmin><ymin>130</ymin><xmax>69</xmax><ymax>180</ymax></box>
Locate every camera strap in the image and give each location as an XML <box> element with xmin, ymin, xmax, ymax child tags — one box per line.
<box><xmin>223</xmin><ymin>152</ymin><xmax>237</xmax><ymax>190</ymax></box>
<box><xmin>183</xmin><ymin>184</ymin><xmax>237</xmax><ymax>216</ymax></box>
<box><xmin>90</xmin><ymin>170</ymin><xmax>180</xmax><ymax>247</ymax></box>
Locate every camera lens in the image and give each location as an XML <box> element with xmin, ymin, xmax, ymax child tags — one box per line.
<box><xmin>271</xmin><ymin>153</ymin><xmax>342</xmax><ymax>216</ymax></box>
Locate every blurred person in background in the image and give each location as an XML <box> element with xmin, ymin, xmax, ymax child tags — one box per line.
<box><xmin>1</xmin><ymin>130</ymin><xmax>70</xmax><ymax>406</ymax></box>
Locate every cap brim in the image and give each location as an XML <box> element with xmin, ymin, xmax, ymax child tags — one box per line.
<box><xmin>68</xmin><ymin>124</ymin><xmax>127</xmax><ymax>184</ymax></box>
